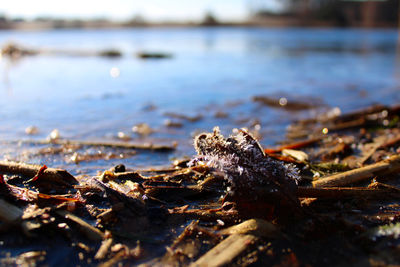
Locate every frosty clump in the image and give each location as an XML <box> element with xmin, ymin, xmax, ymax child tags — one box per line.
<box><xmin>191</xmin><ymin>127</ymin><xmax>299</xmax><ymax>200</ymax></box>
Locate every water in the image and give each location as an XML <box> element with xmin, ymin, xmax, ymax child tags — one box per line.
<box><xmin>0</xmin><ymin>27</ymin><xmax>399</xmax><ymax>173</ymax></box>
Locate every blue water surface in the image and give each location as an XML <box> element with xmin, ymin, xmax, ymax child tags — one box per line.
<box><xmin>0</xmin><ymin>27</ymin><xmax>399</xmax><ymax>172</ymax></box>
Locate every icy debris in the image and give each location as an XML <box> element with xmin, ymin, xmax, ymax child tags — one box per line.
<box><xmin>191</xmin><ymin>127</ymin><xmax>299</xmax><ymax>198</ymax></box>
<box><xmin>25</xmin><ymin>126</ymin><xmax>38</xmax><ymax>135</ymax></box>
<box><xmin>47</xmin><ymin>129</ymin><xmax>60</xmax><ymax>141</ymax></box>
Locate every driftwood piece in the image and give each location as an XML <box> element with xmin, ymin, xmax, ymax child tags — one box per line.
<box><xmin>56</xmin><ymin>210</ymin><xmax>104</xmax><ymax>241</ymax></box>
<box><xmin>312</xmin><ymin>155</ymin><xmax>400</xmax><ymax>188</ymax></box>
<box><xmin>190</xmin><ymin>234</ymin><xmax>258</xmax><ymax>267</ymax></box>
<box><xmin>0</xmin><ymin>161</ymin><xmax>77</xmax><ymax>185</ymax></box>
<box><xmin>25</xmin><ymin>139</ymin><xmax>176</xmax><ymax>152</ymax></box>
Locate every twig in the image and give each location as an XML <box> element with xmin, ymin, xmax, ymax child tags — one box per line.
<box><xmin>90</xmin><ymin>178</ymin><xmax>146</xmax><ymax>215</ymax></box>
<box><xmin>369</xmin><ymin>181</ymin><xmax>400</xmax><ymax>192</ymax></box>
<box><xmin>299</xmin><ymin>104</ymin><xmax>386</xmax><ymax>125</ymax></box>
<box><xmin>297</xmin><ymin>186</ymin><xmax>400</xmax><ymax>199</ymax></box>
<box><xmin>328</xmin><ymin>117</ymin><xmax>367</xmax><ymax>131</ymax></box>
<box><xmin>359</xmin><ymin>139</ymin><xmax>385</xmax><ymax>165</ymax></box>
<box><xmin>23</xmin><ymin>139</ymin><xmax>176</xmax><ymax>152</ymax></box>
<box><xmin>219</xmin><ymin>219</ymin><xmax>279</xmax><ymax>238</ymax></box>
<box><xmin>330</xmin><ymin>104</ymin><xmax>400</xmax><ymax>124</ymax></box>
<box><xmin>56</xmin><ymin>210</ymin><xmax>104</xmax><ymax>241</ymax></box>
<box><xmin>379</xmin><ymin>133</ymin><xmax>400</xmax><ymax>149</ymax></box>
<box><xmin>264</xmin><ymin>137</ymin><xmax>321</xmax><ymax>154</ymax></box>
<box><xmin>169</xmin><ymin>208</ymin><xmax>239</xmax><ymax>223</ymax></box>
<box><xmin>112</xmin><ymin>171</ymin><xmax>148</xmax><ymax>182</ymax></box>
<box><xmin>95</xmin><ymin>238</ymin><xmax>113</xmax><ymax>260</ymax></box>
<box><xmin>98</xmin><ymin>250</ymin><xmax>126</xmax><ymax>267</ymax></box>
<box><xmin>0</xmin><ymin>161</ymin><xmax>77</xmax><ymax>186</ymax></box>
<box><xmin>190</xmin><ymin>234</ymin><xmax>258</xmax><ymax>267</ymax></box>
<box><xmin>312</xmin><ymin>155</ymin><xmax>400</xmax><ymax>188</ymax></box>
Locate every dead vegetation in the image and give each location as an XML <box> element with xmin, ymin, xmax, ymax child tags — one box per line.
<box><xmin>0</xmin><ymin>42</ymin><xmax>173</xmax><ymax>60</ymax></box>
<box><xmin>0</xmin><ymin>103</ymin><xmax>400</xmax><ymax>266</ymax></box>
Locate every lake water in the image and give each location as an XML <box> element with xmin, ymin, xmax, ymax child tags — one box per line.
<box><xmin>0</xmin><ymin>27</ymin><xmax>399</xmax><ymax>173</ymax></box>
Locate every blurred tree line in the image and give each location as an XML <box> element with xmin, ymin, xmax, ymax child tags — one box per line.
<box><xmin>251</xmin><ymin>0</ymin><xmax>399</xmax><ymax>27</ymax></box>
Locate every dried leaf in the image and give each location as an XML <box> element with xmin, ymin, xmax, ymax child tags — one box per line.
<box><xmin>282</xmin><ymin>149</ymin><xmax>309</xmax><ymax>162</ymax></box>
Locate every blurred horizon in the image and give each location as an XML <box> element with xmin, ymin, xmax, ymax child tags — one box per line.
<box><xmin>0</xmin><ymin>0</ymin><xmax>398</xmax><ymax>29</ymax></box>
<box><xmin>0</xmin><ymin>1</ymin><xmax>399</xmax><ymax>170</ymax></box>
<box><xmin>0</xmin><ymin>0</ymin><xmax>250</xmax><ymax>23</ymax></box>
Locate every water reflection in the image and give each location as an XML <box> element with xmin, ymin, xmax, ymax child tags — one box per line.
<box><xmin>0</xmin><ymin>27</ymin><xmax>398</xmax><ymax>170</ymax></box>
<box><xmin>1</xmin><ymin>58</ymin><xmax>13</xmax><ymax>96</ymax></box>
<box><xmin>243</xmin><ymin>29</ymin><xmax>397</xmax><ymax>56</ymax></box>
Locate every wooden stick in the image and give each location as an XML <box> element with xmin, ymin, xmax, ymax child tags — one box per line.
<box><xmin>379</xmin><ymin>133</ymin><xmax>400</xmax><ymax>149</ymax></box>
<box><xmin>190</xmin><ymin>234</ymin><xmax>258</xmax><ymax>267</ymax></box>
<box><xmin>169</xmin><ymin>208</ymin><xmax>239</xmax><ymax>223</ymax></box>
<box><xmin>329</xmin><ymin>117</ymin><xmax>367</xmax><ymax>131</ymax></box>
<box><xmin>112</xmin><ymin>171</ymin><xmax>147</xmax><ymax>182</ymax></box>
<box><xmin>330</xmin><ymin>104</ymin><xmax>397</xmax><ymax>124</ymax></box>
<box><xmin>98</xmin><ymin>250</ymin><xmax>126</xmax><ymax>267</ymax></box>
<box><xmin>264</xmin><ymin>137</ymin><xmax>321</xmax><ymax>154</ymax></box>
<box><xmin>24</xmin><ymin>139</ymin><xmax>176</xmax><ymax>152</ymax></box>
<box><xmin>57</xmin><ymin>210</ymin><xmax>104</xmax><ymax>241</ymax></box>
<box><xmin>219</xmin><ymin>219</ymin><xmax>279</xmax><ymax>238</ymax></box>
<box><xmin>95</xmin><ymin>238</ymin><xmax>113</xmax><ymax>260</ymax></box>
<box><xmin>359</xmin><ymin>140</ymin><xmax>384</xmax><ymax>165</ymax></box>
<box><xmin>297</xmin><ymin>186</ymin><xmax>400</xmax><ymax>199</ymax></box>
<box><xmin>0</xmin><ymin>161</ymin><xmax>77</xmax><ymax>185</ymax></box>
<box><xmin>312</xmin><ymin>155</ymin><xmax>400</xmax><ymax>188</ymax></box>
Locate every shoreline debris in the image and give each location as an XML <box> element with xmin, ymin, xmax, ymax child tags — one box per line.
<box><xmin>1</xmin><ymin>102</ymin><xmax>400</xmax><ymax>266</ymax></box>
<box><xmin>0</xmin><ymin>161</ymin><xmax>77</xmax><ymax>185</ymax></box>
<box><xmin>252</xmin><ymin>95</ymin><xmax>325</xmax><ymax>110</ymax></box>
<box><xmin>21</xmin><ymin>139</ymin><xmax>176</xmax><ymax>152</ymax></box>
<box><xmin>312</xmin><ymin>154</ymin><xmax>400</xmax><ymax>188</ymax></box>
<box><xmin>136</xmin><ymin>52</ymin><xmax>172</xmax><ymax>59</ymax></box>
<box><xmin>191</xmin><ymin>127</ymin><xmax>300</xmax><ymax>219</ymax></box>
<box><xmin>1</xmin><ymin>42</ymin><xmax>123</xmax><ymax>59</ymax></box>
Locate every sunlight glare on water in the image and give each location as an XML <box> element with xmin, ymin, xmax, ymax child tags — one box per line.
<box><xmin>110</xmin><ymin>67</ymin><xmax>120</xmax><ymax>78</ymax></box>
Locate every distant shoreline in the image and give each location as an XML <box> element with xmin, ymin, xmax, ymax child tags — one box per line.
<box><xmin>0</xmin><ymin>18</ymin><xmax>398</xmax><ymax>31</ymax></box>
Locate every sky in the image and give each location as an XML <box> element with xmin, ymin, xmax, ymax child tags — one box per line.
<box><xmin>0</xmin><ymin>0</ymin><xmax>284</xmax><ymax>22</ymax></box>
